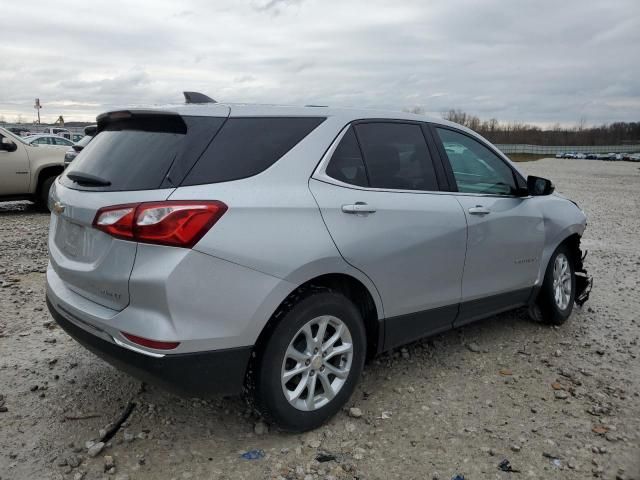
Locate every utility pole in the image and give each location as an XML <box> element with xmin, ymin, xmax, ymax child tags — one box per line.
<box><xmin>34</xmin><ymin>98</ymin><xmax>42</xmax><ymax>124</ymax></box>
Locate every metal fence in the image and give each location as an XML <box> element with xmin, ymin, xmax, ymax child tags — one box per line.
<box><xmin>0</xmin><ymin>123</ymin><xmax>86</xmax><ymax>135</ymax></box>
<box><xmin>495</xmin><ymin>144</ymin><xmax>640</xmax><ymax>154</ymax></box>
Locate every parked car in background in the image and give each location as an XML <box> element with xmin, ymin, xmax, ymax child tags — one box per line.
<box><xmin>0</xmin><ymin>127</ymin><xmax>66</xmax><ymax>209</ymax></box>
<box><xmin>555</xmin><ymin>152</ymin><xmax>563</xmax><ymax>158</ymax></box>
<box><xmin>46</xmin><ymin>99</ymin><xmax>592</xmax><ymax>432</ymax></box>
<box><xmin>629</xmin><ymin>154</ymin><xmax>640</xmax><ymax>162</ymax></box>
<box><xmin>575</xmin><ymin>153</ymin><xmax>586</xmax><ymax>159</ymax></box>
<box><xmin>41</xmin><ymin>127</ymin><xmax>72</xmax><ymax>140</ymax></box>
<box><xmin>24</xmin><ymin>134</ymin><xmax>75</xmax><ymax>149</ymax></box>
<box><xmin>64</xmin><ymin>125</ymin><xmax>97</xmax><ymax>167</ymax></box>
<box><xmin>585</xmin><ymin>153</ymin><xmax>598</xmax><ymax>159</ymax></box>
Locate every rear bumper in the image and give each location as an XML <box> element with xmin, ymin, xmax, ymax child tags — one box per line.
<box><xmin>47</xmin><ymin>296</ymin><xmax>252</xmax><ymax>396</ymax></box>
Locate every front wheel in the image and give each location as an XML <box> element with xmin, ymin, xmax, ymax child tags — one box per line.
<box><xmin>252</xmin><ymin>289</ymin><xmax>366</xmax><ymax>432</ymax></box>
<box><xmin>535</xmin><ymin>245</ymin><xmax>576</xmax><ymax>325</ymax></box>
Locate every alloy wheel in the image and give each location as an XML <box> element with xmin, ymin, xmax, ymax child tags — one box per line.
<box><xmin>280</xmin><ymin>315</ymin><xmax>353</xmax><ymax>411</ymax></box>
<box><xmin>552</xmin><ymin>253</ymin><xmax>572</xmax><ymax>310</ymax></box>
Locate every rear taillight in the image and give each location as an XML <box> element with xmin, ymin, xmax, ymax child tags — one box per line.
<box><xmin>93</xmin><ymin>201</ymin><xmax>227</xmax><ymax>248</ymax></box>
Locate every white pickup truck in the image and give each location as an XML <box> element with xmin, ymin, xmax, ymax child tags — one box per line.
<box><xmin>0</xmin><ymin>127</ymin><xmax>66</xmax><ymax>210</ymax></box>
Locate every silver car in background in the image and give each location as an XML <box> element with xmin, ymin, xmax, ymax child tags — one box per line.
<box><xmin>46</xmin><ymin>95</ymin><xmax>591</xmax><ymax>431</ymax></box>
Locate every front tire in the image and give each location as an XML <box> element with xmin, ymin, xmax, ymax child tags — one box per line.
<box><xmin>253</xmin><ymin>288</ymin><xmax>366</xmax><ymax>432</ymax></box>
<box><xmin>535</xmin><ymin>245</ymin><xmax>576</xmax><ymax>325</ymax></box>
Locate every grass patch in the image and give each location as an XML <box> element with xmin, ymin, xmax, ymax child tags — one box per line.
<box><xmin>507</xmin><ymin>153</ymin><xmax>550</xmax><ymax>162</ymax></box>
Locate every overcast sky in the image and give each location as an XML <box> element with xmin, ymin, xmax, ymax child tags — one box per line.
<box><xmin>1</xmin><ymin>0</ymin><xmax>638</xmax><ymax>125</ymax></box>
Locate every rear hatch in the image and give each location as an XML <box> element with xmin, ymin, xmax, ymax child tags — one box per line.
<box><xmin>49</xmin><ymin>107</ymin><xmax>229</xmax><ymax>311</ymax></box>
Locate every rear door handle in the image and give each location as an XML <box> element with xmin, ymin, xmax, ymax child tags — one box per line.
<box><xmin>468</xmin><ymin>205</ymin><xmax>491</xmax><ymax>215</ymax></box>
<box><xmin>342</xmin><ymin>202</ymin><xmax>376</xmax><ymax>214</ymax></box>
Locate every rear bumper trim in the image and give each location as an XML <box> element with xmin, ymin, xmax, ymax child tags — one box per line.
<box><xmin>47</xmin><ymin>296</ymin><xmax>252</xmax><ymax>396</ymax></box>
<box><xmin>112</xmin><ymin>336</ymin><xmax>166</xmax><ymax>358</ymax></box>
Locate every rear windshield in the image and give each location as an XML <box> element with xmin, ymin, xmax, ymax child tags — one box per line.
<box><xmin>64</xmin><ymin>130</ymin><xmax>184</xmax><ymax>190</ymax></box>
<box><xmin>182</xmin><ymin>117</ymin><xmax>325</xmax><ymax>185</ymax></box>
<box><xmin>61</xmin><ymin>115</ymin><xmax>225</xmax><ymax>191</ymax></box>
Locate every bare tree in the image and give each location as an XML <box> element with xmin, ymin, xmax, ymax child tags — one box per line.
<box><xmin>403</xmin><ymin>106</ymin><xmax>425</xmax><ymax>115</ymax></box>
<box><xmin>440</xmin><ymin>109</ymin><xmax>640</xmax><ymax>146</ymax></box>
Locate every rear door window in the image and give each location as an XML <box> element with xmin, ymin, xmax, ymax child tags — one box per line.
<box><xmin>354</xmin><ymin>122</ymin><xmax>438</xmax><ymax>191</ymax></box>
<box><xmin>182</xmin><ymin>117</ymin><xmax>325</xmax><ymax>185</ymax></box>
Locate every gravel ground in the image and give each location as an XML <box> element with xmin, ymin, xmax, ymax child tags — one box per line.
<box><xmin>0</xmin><ymin>158</ymin><xmax>638</xmax><ymax>480</ymax></box>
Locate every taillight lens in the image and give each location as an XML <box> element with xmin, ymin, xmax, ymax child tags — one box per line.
<box><xmin>93</xmin><ymin>201</ymin><xmax>227</xmax><ymax>248</ymax></box>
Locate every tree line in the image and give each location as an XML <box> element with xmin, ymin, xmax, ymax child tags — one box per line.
<box><xmin>435</xmin><ymin>109</ymin><xmax>640</xmax><ymax>146</ymax></box>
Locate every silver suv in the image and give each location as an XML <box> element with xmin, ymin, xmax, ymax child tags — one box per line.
<box><xmin>46</xmin><ymin>97</ymin><xmax>591</xmax><ymax>432</ymax></box>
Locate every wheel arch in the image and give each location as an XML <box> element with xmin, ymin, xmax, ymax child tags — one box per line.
<box><xmin>253</xmin><ymin>273</ymin><xmax>383</xmax><ymax>365</ymax></box>
<box><xmin>35</xmin><ymin>165</ymin><xmax>64</xmax><ymax>197</ymax></box>
<box><xmin>537</xmin><ymin>225</ymin><xmax>585</xmax><ymax>285</ymax></box>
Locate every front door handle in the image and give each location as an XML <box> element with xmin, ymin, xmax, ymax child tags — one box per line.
<box><xmin>342</xmin><ymin>202</ymin><xmax>376</xmax><ymax>214</ymax></box>
<box><xmin>468</xmin><ymin>205</ymin><xmax>491</xmax><ymax>215</ymax></box>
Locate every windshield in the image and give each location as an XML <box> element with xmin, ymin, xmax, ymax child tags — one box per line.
<box><xmin>75</xmin><ymin>135</ymin><xmax>93</xmax><ymax>147</ymax></box>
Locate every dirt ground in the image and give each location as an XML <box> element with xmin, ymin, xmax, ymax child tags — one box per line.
<box><xmin>0</xmin><ymin>158</ymin><xmax>638</xmax><ymax>480</ymax></box>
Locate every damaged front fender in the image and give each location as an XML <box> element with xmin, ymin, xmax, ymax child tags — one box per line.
<box><xmin>574</xmin><ymin>248</ymin><xmax>592</xmax><ymax>307</ymax></box>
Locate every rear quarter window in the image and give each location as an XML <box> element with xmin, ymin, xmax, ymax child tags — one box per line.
<box><xmin>182</xmin><ymin>117</ymin><xmax>325</xmax><ymax>186</ymax></box>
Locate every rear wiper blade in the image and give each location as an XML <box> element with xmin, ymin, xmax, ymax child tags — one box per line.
<box><xmin>66</xmin><ymin>172</ymin><xmax>111</xmax><ymax>187</ymax></box>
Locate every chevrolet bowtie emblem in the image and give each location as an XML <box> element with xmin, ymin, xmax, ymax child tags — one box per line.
<box><xmin>53</xmin><ymin>201</ymin><xmax>65</xmax><ymax>215</ymax></box>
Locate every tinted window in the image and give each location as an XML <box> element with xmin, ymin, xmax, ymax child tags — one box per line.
<box><xmin>436</xmin><ymin>128</ymin><xmax>517</xmax><ymax>195</ymax></box>
<box><xmin>62</xmin><ymin>115</ymin><xmax>225</xmax><ymax>191</ymax></box>
<box><xmin>64</xmin><ymin>130</ymin><xmax>184</xmax><ymax>190</ymax></box>
<box><xmin>325</xmin><ymin>127</ymin><xmax>368</xmax><ymax>187</ymax></box>
<box><xmin>355</xmin><ymin>123</ymin><xmax>438</xmax><ymax>191</ymax></box>
<box><xmin>183</xmin><ymin>117</ymin><xmax>325</xmax><ymax>186</ymax></box>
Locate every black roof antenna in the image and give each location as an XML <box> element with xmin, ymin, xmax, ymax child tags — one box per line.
<box><xmin>183</xmin><ymin>91</ymin><xmax>217</xmax><ymax>104</ymax></box>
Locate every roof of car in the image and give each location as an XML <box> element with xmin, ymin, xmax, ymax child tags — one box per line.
<box><xmin>168</xmin><ymin>102</ymin><xmax>443</xmax><ymax>121</ymax></box>
<box><xmin>116</xmin><ymin>101</ymin><xmax>473</xmax><ymax>135</ymax></box>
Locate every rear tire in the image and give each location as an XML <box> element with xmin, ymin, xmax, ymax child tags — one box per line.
<box><xmin>252</xmin><ymin>288</ymin><xmax>366</xmax><ymax>432</ymax></box>
<box><xmin>535</xmin><ymin>245</ymin><xmax>576</xmax><ymax>325</ymax></box>
<box><xmin>36</xmin><ymin>176</ymin><xmax>56</xmax><ymax>211</ymax></box>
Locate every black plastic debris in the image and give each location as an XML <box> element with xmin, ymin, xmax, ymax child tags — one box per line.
<box><xmin>498</xmin><ymin>459</ymin><xmax>521</xmax><ymax>472</ymax></box>
<box><xmin>315</xmin><ymin>452</ymin><xmax>337</xmax><ymax>463</ymax></box>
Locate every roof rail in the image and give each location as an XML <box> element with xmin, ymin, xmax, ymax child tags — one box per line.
<box><xmin>183</xmin><ymin>91</ymin><xmax>217</xmax><ymax>104</ymax></box>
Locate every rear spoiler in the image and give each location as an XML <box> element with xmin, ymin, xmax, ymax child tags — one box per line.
<box><xmin>96</xmin><ymin>110</ymin><xmax>187</xmax><ymax>134</ymax></box>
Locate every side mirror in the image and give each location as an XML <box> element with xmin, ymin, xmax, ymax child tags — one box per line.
<box><xmin>0</xmin><ymin>139</ymin><xmax>17</xmax><ymax>152</ymax></box>
<box><xmin>527</xmin><ymin>175</ymin><xmax>554</xmax><ymax>196</ymax></box>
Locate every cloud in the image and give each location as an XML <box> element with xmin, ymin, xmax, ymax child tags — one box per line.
<box><xmin>1</xmin><ymin>0</ymin><xmax>638</xmax><ymax>124</ymax></box>
<box><xmin>252</xmin><ymin>0</ymin><xmax>305</xmax><ymax>15</ymax></box>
